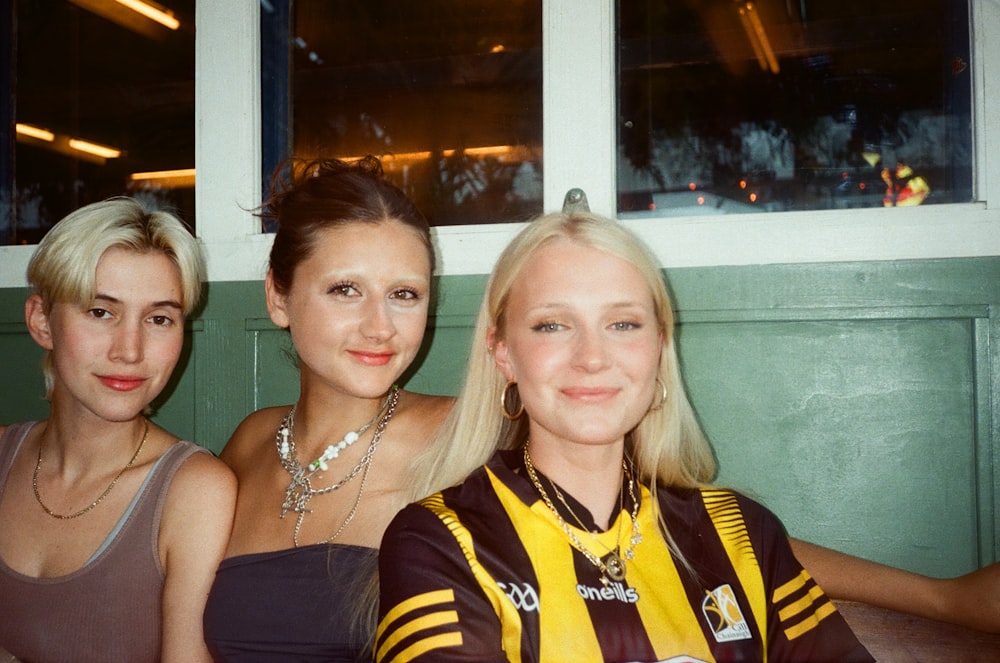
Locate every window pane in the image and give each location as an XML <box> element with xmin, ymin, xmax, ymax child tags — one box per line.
<box><xmin>264</xmin><ymin>0</ymin><xmax>543</xmax><ymax>227</ymax></box>
<box><xmin>617</xmin><ymin>0</ymin><xmax>972</xmax><ymax>216</ymax></box>
<box><xmin>4</xmin><ymin>0</ymin><xmax>195</xmax><ymax>245</ymax></box>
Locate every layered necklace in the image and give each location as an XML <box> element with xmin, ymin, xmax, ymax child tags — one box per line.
<box><xmin>33</xmin><ymin>419</ymin><xmax>150</xmax><ymax>519</ymax></box>
<box><xmin>276</xmin><ymin>386</ymin><xmax>398</xmax><ymax>547</ymax></box>
<box><xmin>523</xmin><ymin>445</ymin><xmax>642</xmax><ymax>587</ymax></box>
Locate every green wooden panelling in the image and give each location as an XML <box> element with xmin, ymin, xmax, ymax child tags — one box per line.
<box><xmin>1</xmin><ymin>258</ymin><xmax>997</xmax><ymax>577</ymax></box>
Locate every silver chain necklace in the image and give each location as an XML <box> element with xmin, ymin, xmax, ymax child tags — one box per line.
<box><xmin>523</xmin><ymin>444</ymin><xmax>641</xmax><ymax>587</ymax></box>
<box><xmin>275</xmin><ymin>386</ymin><xmax>398</xmax><ymax>546</ymax></box>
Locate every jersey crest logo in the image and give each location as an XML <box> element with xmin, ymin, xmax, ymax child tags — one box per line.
<box><xmin>498</xmin><ymin>581</ymin><xmax>540</xmax><ymax>612</ymax></box>
<box><xmin>702</xmin><ymin>584</ymin><xmax>752</xmax><ymax>642</ymax></box>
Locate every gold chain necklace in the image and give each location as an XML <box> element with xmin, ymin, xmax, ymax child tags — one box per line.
<box><xmin>33</xmin><ymin>419</ymin><xmax>149</xmax><ymax>519</ymax></box>
<box><xmin>522</xmin><ymin>445</ymin><xmax>642</xmax><ymax>587</ymax></box>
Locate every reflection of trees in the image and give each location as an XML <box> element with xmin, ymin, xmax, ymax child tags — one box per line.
<box><xmin>388</xmin><ymin>151</ymin><xmax>542</xmax><ymax>227</ymax></box>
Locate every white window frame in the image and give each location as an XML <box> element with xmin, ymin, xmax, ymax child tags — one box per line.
<box><xmin>1</xmin><ymin>0</ymin><xmax>997</xmax><ymax>288</ymax></box>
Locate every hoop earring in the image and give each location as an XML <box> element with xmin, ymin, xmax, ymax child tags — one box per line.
<box><xmin>649</xmin><ymin>377</ymin><xmax>668</xmax><ymax>412</ymax></box>
<box><xmin>501</xmin><ymin>381</ymin><xmax>524</xmax><ymax>420</ymax></box>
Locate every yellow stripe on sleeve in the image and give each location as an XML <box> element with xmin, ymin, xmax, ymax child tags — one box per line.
<box><xmin>383</xmin><ymin>632</ymin><xmax>465</xmax><ymax>663</ymax></box>
<box><xmin>377</xmin><ymin>588</ymin><xmax>456</xmax><ymax>640</ymax></box>
<box><xmin>777</xmin><ymin>585</ymin><xmax>826</xmax><ymax>622</ymax></box>
<box><xmin>783</xmin><ymin>600</ymin><xmax>837</xmax><ymax>641</ymax></box>
<box><xmin>771</xmin><ymin>570</ymin><xmax>810</xmax><ymax>603</ymax></box>
<box><xmin>374</xmin><ymin>610</ymin><xmax>460</xmax><ymax>662</ymax></box>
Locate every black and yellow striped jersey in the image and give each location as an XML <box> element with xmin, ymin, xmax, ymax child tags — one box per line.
<box><xmin>376</xmin><ymin>450</ymin><xmax>873</xmax><ymax>663</ymax></box>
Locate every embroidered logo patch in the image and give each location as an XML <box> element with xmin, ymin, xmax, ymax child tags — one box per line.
<box><xmin>702</xmin><ymin>584</ymin><xmax>752</xmax><ymax>642</ymax></box>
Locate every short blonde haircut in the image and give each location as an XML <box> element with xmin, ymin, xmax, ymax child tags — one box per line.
<box><xmin>26</xmin><ymin>197</ymin><xmax>205</xmax><ymax>397</ymax></box>
<box><xmin>413</xmin><ymin>211</ymin><xmax>715</xmax><ymax>503</ymax></box>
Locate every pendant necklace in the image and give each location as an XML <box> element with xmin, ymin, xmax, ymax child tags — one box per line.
<box><xmin>275</xmin><ymin>386</ymin><xmax>398</xmax><ymax>546</ymax></box>
<box><xmin>523</xmin><ymin>445</ymin><xmax>641</xmax><ymax>586</ymax></box>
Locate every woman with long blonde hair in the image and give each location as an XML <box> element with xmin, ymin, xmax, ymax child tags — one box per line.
<box><xmin>376</xmin><ymin>211</ymin><xmax>873</xmax><ymax>661</ymax></box>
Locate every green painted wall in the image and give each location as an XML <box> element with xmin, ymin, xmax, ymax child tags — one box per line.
<box><xmin>2</xmin><ymin>257</ymin><xmax>997</xmax><ymax>578</ymax></box>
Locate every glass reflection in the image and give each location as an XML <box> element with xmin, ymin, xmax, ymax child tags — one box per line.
<box><xmin>267</xmin><ymin>0</ymin><xmax>543</xmax><ymax>227</ymax></box>
<box><xmin>617</xmin><ymin>0</ymin><xmax>972</xmax><ymax>216</ymax></box>
<box><xmin>5</xmin><ymin>0</ymin><xmax>195</xmax><ymax>245</ymax></box>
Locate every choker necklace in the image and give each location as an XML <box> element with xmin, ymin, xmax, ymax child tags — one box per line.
<box><xmin>276</xmin><ymin>386</ymin><xmax>399</xmax><ymax>546</ymax></box>
<box><xmin>33</xmin><ymin>419</ymin><xmax>149</xmax><ymax>519</ymax></box>
<box><xmin>523</xmin><ymin>445</ymin><xmax>641</xmax><ymax>587</ymax></box>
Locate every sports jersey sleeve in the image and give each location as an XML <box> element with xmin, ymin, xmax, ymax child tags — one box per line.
<box><xmin>375</xmin><ymin>501</ymin><xmax>507</xmax><ymax>663</ymax></box>
<box><xmin>737</xmin><ymin>495</ymin><xmax>874</xmax><ymax>663</ymax></box>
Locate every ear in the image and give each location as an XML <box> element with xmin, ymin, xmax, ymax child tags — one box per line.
<box><xmin>25</xmin><ymin>295</ymin><xmax>55</xmax><ymax>351</ymax></box>
<box><xmin>264</xmin><ymin>270</ymin><xmax>291</xmax><ymax>329</ymax></box>
<box><xmin>488</xmin><ymin>326</ymin><xmax>517</xmax><ymax>382</ymax></box>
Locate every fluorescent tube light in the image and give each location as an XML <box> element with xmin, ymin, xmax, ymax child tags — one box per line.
<box><xmin>114</xmin><ymin>0</ymin><xmax>180</xmax><ymax>30</ymax></box>
<box><xmin>15</xmin><ymin>123</ymin><xmax>55</xmax><ymax>142</ymax></box>
<box><xmin>68</xmin><ymin>138</ymin><xmax>122</xmax><ymax>159</ymax></box>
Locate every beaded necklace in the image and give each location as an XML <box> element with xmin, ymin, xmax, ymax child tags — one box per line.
<box><xmin>275</xmin><ymin>386</ymin><xmax>398</xmax><ymax>546</ymax></box>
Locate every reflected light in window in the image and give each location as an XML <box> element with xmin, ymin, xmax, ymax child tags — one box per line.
<box><xmin>68</xmin><ymin>138</ymin><xmax>122</xmax><ymax>159</ymax></box>
<box><xmin>737</xmin><ymin>2</ymin><xmax>779</xmax><ymax>74</ymax></box>
<box><xmin>15</xmin><ymin>124</ymin><xmax>55</xmax><ymax>142</ymax></box>
<box><xmin>344</xmin><ymin>145</ymin><xmax>523</xmax><ymax>166</ymax></box>
<box><xmin>114</xmin><ymin>0</ymin><xmax>180</xmax><ymax>30</ymax></box>
<box><xmin>130</xmin><ymin>168</ymin><xmax>195</xmax><ymax>188</ymax></box>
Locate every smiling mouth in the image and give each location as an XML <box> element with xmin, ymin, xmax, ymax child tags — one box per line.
<box><xmin>99</xmin><ymin>376</ymin><xmax>147</xmax><ymax>391</ymax></box>
<box><xmin>562</xmin><ymin>387</ymin><xmax>620</xmax><ymax>401</ymax></box>
<box><xmin>349</xmin><ymin>351</ymin><xmax>395</xmax><ymax>367</ymax></box>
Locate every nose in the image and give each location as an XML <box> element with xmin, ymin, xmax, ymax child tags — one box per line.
<box><xmin>110</xmin><ymin>320</ymin><xmax>143</xmax><ymax>363</ymax></box>
<box><xmin>359</xmin><ymin>298</ymin><xmax>396</xmax><ymax>342</ymax></box>
<box><xmin>572</xmin><ymin>326</ymin><xmax>610</xmax><ymax>373</ymax></box>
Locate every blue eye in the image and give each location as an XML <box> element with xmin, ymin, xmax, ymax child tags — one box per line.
<box><xmin>530</xmin><ymin>322</ymin><xmax>563</xmax><ymax>332</ymax></box>
<box><xmin>610</xmin><ymin>321</ymin><xmax>641</xmax><ymax>331</ymax></box>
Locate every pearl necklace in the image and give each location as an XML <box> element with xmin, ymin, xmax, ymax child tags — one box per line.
<box><xmin>33</xmin><ymin>419</ymin><xmax>149</xmax><ymax>519</ymax></box>
<box><xmin>523</xmin><ymin>445</ymin><xmax>641</xmax><ymax>587</ymax></box>
<box><xmin>276</xmin><ymin>386</ymin><xmax>398</xmax><ymax>547</ymax></box>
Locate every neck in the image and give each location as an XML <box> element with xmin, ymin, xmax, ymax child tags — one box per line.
<box><xmin>525</xmin><ymin>438</ymin><xmax>624</xmax><ymax>530</ymax></box>
<box><xmin>38</xmin><ymin>412</ymin><xmax>147</xmax><ymax>475</ymax></box>
<box><xmin>291</xmin><ymin>386</ymin><xmax>396</xmax><ymax>457</ymax></box>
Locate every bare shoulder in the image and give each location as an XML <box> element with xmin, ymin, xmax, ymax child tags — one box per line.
<box><xmin>218</xmin><ymin>405</ymin><xmax>291</xmax><ymax>470</ymax></box>
<box><xmin>169</xmin><ymin>447</ymin><xmax>237</xmax><ymax>497</ymax></box>
<box><xmin>159</xmin><ymin>445</ymin><xmax>237</xmax><ymax>549</ymax></box>
<box><xmin>397</xmin><ymin>391</ymin><xmax>454</xmax><ymax>438</ymax></box>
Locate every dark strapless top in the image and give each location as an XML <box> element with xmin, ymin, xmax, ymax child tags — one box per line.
<box><xmin>204</xmin><ymin>543</ymin><xmax>378</xmax><ymax>662</ymax></box>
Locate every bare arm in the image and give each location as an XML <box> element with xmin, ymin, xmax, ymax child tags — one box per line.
<box><xmin>791</xmin><ymin>538</ymin><xmax>1000</xmax><ymax>633</ymax></box>
<box><xmin>159</xmin><ymin>452</ymin><xmax>238</xmax><ymax>663</ymax></box>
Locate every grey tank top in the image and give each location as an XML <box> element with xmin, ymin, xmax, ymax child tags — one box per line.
<box><xmin>0</xmin><ymin>421</ymin><xmax>206</xmax><ymax>663</ymax></box>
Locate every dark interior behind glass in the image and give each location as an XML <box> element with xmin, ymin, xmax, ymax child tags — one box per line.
<box><xmin>617</xmin><ymin>0</ymin><xmax>972</xmax><ymax>216</ymax></box>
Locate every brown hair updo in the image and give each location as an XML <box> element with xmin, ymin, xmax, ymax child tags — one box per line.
<box><xmin>261</xmin><ymin>156</ymin><xmax>433</xmax><ymax>295</ymax></box>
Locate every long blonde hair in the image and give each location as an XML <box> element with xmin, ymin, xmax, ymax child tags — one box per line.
<box><xmin>411</xmin><ymin>211</ymin><xmax>716</xmax><ymax>517</ymax></box>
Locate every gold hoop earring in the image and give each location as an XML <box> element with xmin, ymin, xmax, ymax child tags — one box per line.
<box><xmin>501</xmin><ymin>381</ymin><xmax>524</xmax><ymax>420</ymax></box>
<box><xmin>649</xmin><ymin>377</ymin><xmax>668</xmax><ymax>412</ymax></box>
